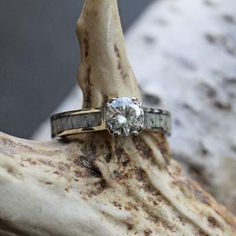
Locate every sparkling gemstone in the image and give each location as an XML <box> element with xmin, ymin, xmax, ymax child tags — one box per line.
<box><xmin>105</xmin><ymin>97</ymin><xmax>144</xmax><ymax>136</ymax></box>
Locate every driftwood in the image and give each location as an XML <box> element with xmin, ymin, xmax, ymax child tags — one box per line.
<box><xmin>0</xmin><ymin>0</ymin><xmax>235</xmax><ymax>235</ymax></box>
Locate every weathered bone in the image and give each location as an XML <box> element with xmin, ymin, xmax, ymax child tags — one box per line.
<box><xmin>0</xmin><ymin>0</ymin><xmax>235</xmax><ymax>235</ymax></box>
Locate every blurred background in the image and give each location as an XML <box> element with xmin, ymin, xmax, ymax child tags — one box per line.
<box><xmin>0</xmin><ymin>0</ymin><xmax>154</xmax><ymax>138</ymax></box>
<box><xmin>0</xmin><ymin>0</ymin><xmax>236</xmax><ymax>213</ymax></box>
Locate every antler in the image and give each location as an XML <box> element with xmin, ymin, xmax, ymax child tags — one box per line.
<box><xmin>0</xmin><ymin>0</ymin><xmax>235</xmax><ymax>235</ymax></box>
<box><xmin>77</xmin><ymin>0</ymin><xmax>141</xmax><ymax>108</ymax></box>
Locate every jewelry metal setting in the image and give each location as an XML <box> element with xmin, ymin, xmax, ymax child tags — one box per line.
<box><xmin>51</xmin><ymin>97</ymin><xmax>171</xmax><ymax>138</ymax></box>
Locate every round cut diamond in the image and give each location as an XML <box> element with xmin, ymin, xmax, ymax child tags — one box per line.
<box><xmin>105</xmin><ymin>97</ymin><xmax>144</xmax><ymax>136</ymax></box>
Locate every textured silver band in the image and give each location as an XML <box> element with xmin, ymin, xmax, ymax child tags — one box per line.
<box><xmin>51</xmin><ymin>107</ymin><xmax>171</xmax><ymax>138</ymax></box>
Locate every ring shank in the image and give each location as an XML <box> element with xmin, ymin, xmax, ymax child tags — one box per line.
<box><xmin>51</xmin><ymin>109</ymin><xmax>105</xmax><ymax>138</ymax></box>
<box><xmin>144</xmin><ymin>108</ymin><xmax>171</xmax><ymax>136</ymax></box>
<box><xmin>51</xmin><ymin>107</ymin><xmax>171</xmax><ymax>138</ymax></box>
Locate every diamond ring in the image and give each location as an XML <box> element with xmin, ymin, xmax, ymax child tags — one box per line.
<box><xmin>51</xmin><ymin>97</ymin><xmax>171</xmax><ymax>137</ymax></box>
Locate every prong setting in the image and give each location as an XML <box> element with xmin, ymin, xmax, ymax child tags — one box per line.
<box><xmin>105</xmin><ymin>97</ymin><xmax>144</xmax><ymax>136</ymax></box>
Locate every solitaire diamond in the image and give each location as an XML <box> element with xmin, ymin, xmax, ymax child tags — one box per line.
<box><xmin>105</xmin><ymin>97</ymin><xmax>144</xmax><ymax>136</ymax></box>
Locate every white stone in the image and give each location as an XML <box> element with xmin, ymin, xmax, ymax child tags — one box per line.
<box><xmin>105</xmin><ymin>97</ymin><xmax>144</xmax><ymax>136</ymax></box>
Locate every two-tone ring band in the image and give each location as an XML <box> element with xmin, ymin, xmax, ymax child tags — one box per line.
<box><xmin>51</xmin><ymin>97</ymin><xmax>171</xmax><ymax>138</ymax></box>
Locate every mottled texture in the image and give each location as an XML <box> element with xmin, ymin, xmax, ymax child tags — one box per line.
<box><xmin>0</xmin><ymin>0</ymin><xmax>235</xmax><ymax>235</ymax></box>
<box><xmin>0</xmin><ymin>131</ymin><xmax>235</xmax><ymax>235</ymax></box>
<box><xmin>125</xmin><ymin>0</ymin><xmax>236</xmax><ymax>212</ymax></box>
<box><xmin>33</xmin><ymin>0</ymin><xmax>236</xmax><ymax>213</ymax></box>
<box><xmin>0</xmin><ymin>133</ymin><xmax>235</xmax><ymax>235</ymax></box>
<box><xmin>76</xmin><ymin>0</ymin><xmax>141</xmax><ymax>108</ymax></box>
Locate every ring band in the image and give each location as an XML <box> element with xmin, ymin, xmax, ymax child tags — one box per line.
<box><xmin>51</xmin><ymin>97</ymin><xmax>171</xmax><ymax>137</ymax></box>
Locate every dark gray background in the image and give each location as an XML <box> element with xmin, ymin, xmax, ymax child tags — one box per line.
<box><xmin>0</xmin><ymin>0</ymin><xmax>153</xmax><ymax>138</ymax></box>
